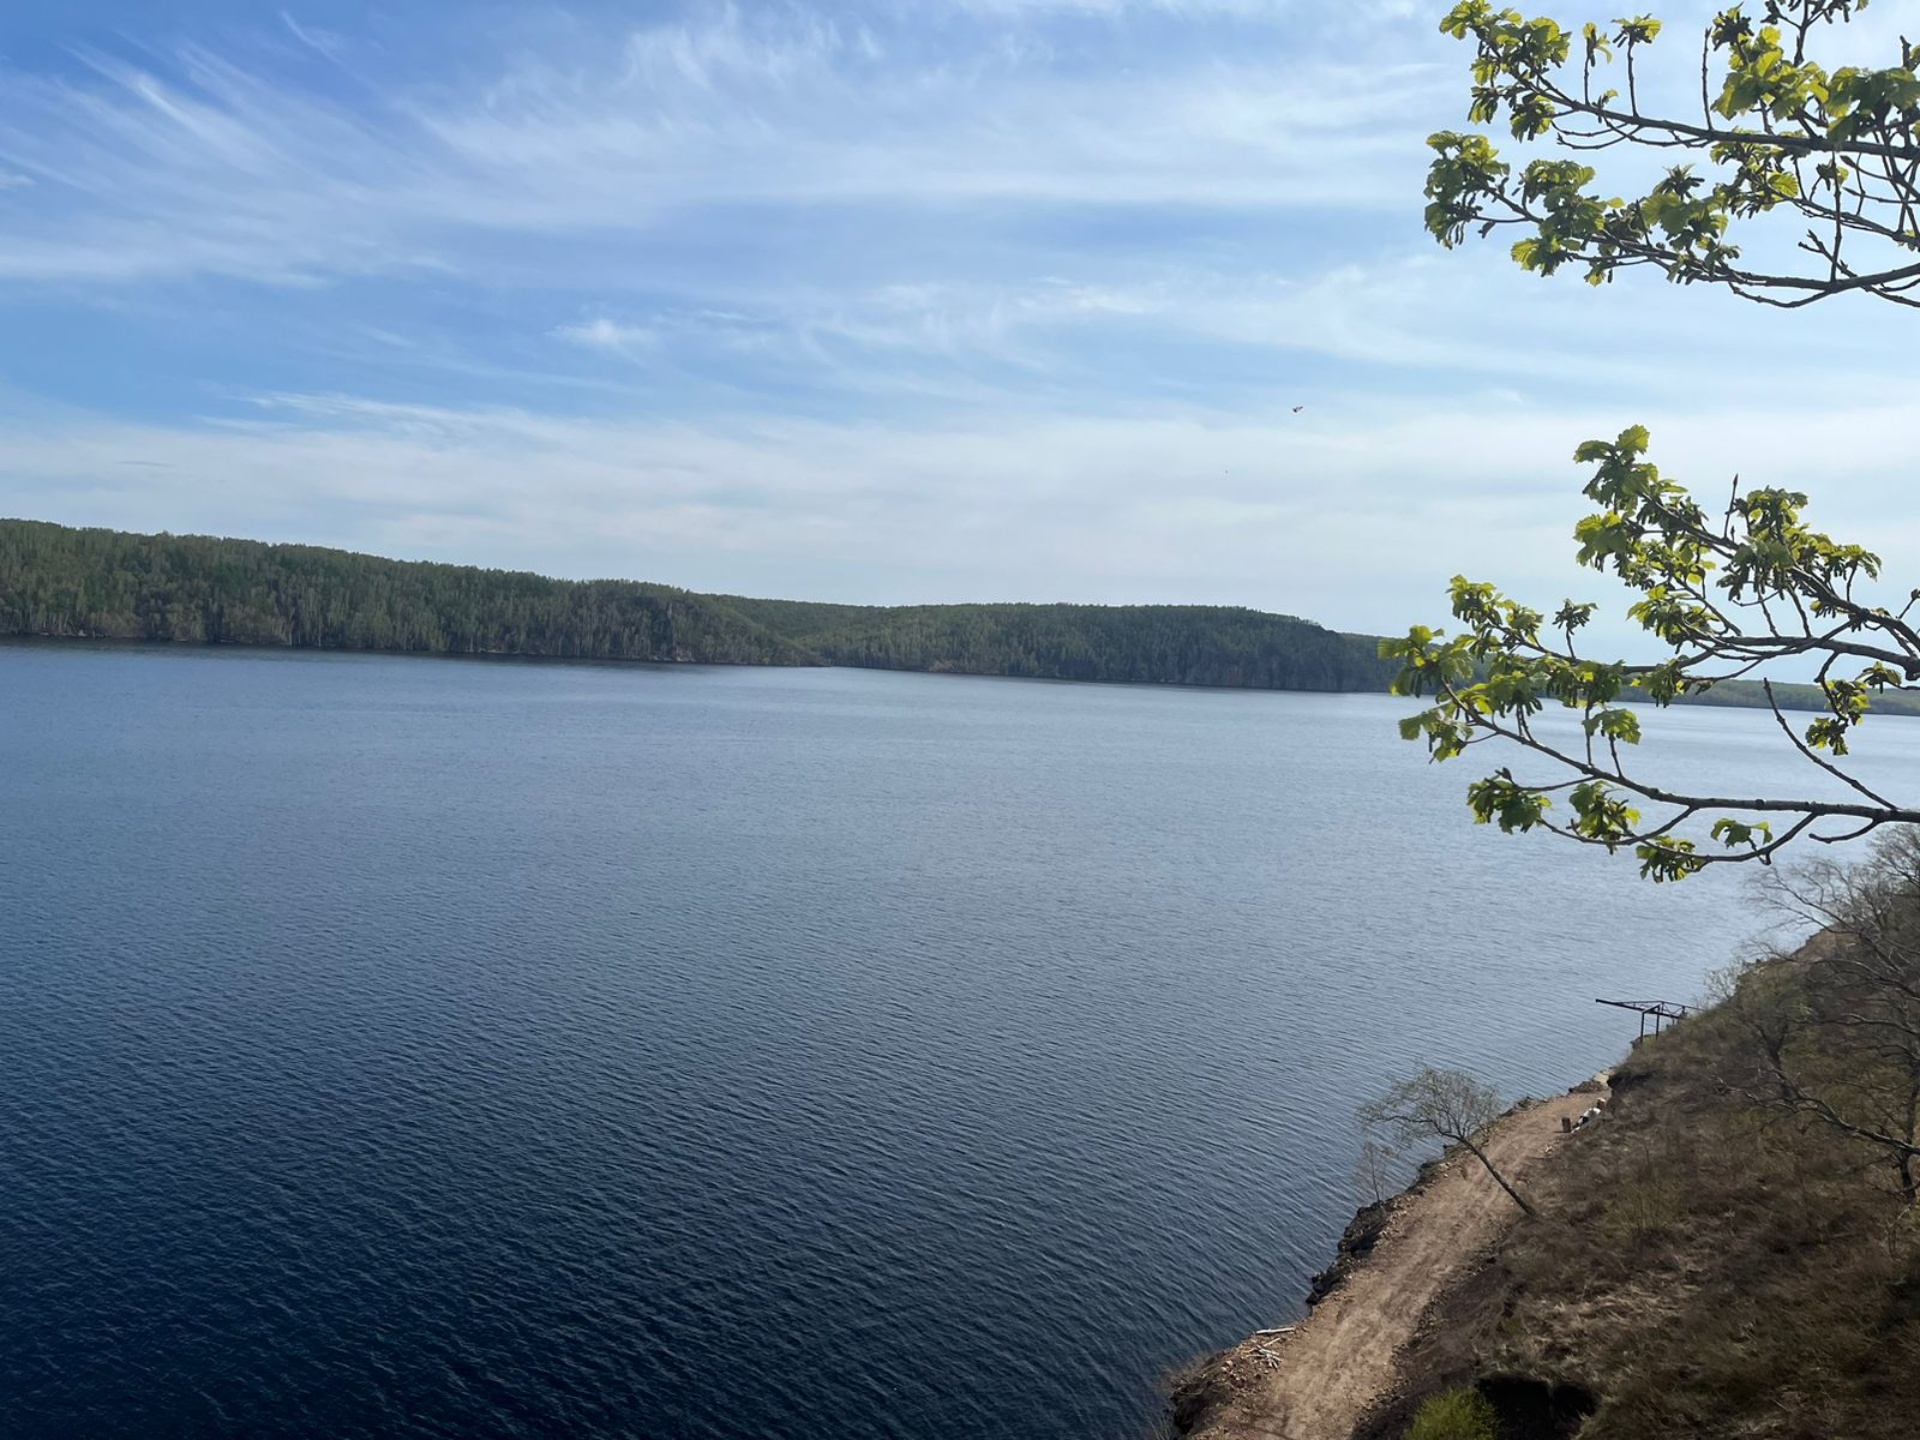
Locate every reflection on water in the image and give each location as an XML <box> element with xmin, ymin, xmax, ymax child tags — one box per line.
<box><xmin>1</xmin><ymin>644</ymin><xmax>1877</xmax><ymax>1438</ymax></box>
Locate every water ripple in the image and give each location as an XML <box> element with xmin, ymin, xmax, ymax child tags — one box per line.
<box><xmin>0</xmin><ymin>645</ymin><xmax>1854</xmax><ymax>1438</ymax></box>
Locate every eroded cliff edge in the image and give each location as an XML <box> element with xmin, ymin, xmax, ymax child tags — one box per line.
<box><xmin>1168</xmin><ymin>1084</ymin><xmax>1602</xmax><ymax>1440</ymax></box>
<box><xmin>1169</xmin><ymin>954</ymin><xmax>1920</xmax><ymax>1440</ymax></box>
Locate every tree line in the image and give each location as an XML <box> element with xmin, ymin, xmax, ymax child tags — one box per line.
<box><xmin>8</xmin><ymin>519</ymin><xmax>1915</xmax><ymax>717</ymax></box>
<box><xmin>720</xmin><ymin>595</ymin><xmax>1394</xmax><ymax>691</ymax></box>
<box><xmin>0</xmin><ymin>519</ymin><xmax>1395</xmax><ymax>692</ymax></box>
<box><xmin>0</xmin><ymin>519</ymin><xmax>808</xmax><ymax>665</ymax></box>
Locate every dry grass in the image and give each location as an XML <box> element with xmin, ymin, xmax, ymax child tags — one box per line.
<box><xmin>1365</xmin><ymin>970</ymin><xmax>1920</xmax><ymax>1439</ymax></box>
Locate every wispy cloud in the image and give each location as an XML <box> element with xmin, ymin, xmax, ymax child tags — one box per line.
<box><xmin>0</xmin><ymin>6</ymin><xmax>1442</xmax><ymax>288</ymax></box>
<box><xmin>555</xmin><ymin>317</ymin><xmax>657</xmax><ymax>354</ymax></box>
<box><xmin>522</xmin><ymin>250</ymin><xmax>1899</xmax><ymax>418</ymax></box>
<box><xmin>279</xmin><ymin>11</ymin><xmax>347</xmax><ymax>60</ymax></box>
<box><xmin>4</xmin><ymin>383</ymin><xmax>1915</xmax><ymax>646</ymax></box>
<box><xmin>0</xmin><ymin>0</ymin><xmax>1911</xmax><ymax>624</ymax></box>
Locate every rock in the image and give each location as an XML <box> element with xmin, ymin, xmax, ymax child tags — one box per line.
<box><xmin>1308</xmin><ymin>1198</ymin><xmax>1396</xmax><ymax>1306</ymax></box>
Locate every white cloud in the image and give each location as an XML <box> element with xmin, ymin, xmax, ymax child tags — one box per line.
<box><xmin>3</xmin><ymin>386</ymin><xmax>1916</xmax><ymax>646</ymax></box>
<box><xmin>940</xmin><ymin>0</ymin><xmax>1423</xmax><ymax>25</ymax></box>
<box><xmin>279</xmin><ymin>11</ymin><xmax>346</xmax><ymax>60</ymax></box>
<box><xmin>0</xmin><ymin>0</ymin><xmax>1912</xmax><ymax>639</ymax></box>
<box><xmin>554</xmin><ymin>318</ymin><xmax>657</xmax><ymax>353</ymax></box>
<box><xmin>0</xmin><ymin>8</ymin><xmax>1445</xmax><ymax>287</ymax></box>
<box><xmin>947</xmin><ymin>0</ymin><xmax>1290</xmax><ymax>16</ymax></box>
<box><xmin>541</xmin><ymin>248</ymin><xmax>1904</xmax><ymax>420</ymax></box>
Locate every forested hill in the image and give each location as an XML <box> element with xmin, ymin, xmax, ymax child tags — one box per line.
<box><xmin>0</xmin><ymin>519</ymin><xmax>814</xmax><ymax>666</ymax></box>
<box><xmin>0</xmin><ymin>519</ymin><xmax>1395</xmax><ymax>692</ymax></box>
<box><xmin>720</xmin><ymin>596</ymin><xmax>1391</xmax><ymax>690</ymax></box>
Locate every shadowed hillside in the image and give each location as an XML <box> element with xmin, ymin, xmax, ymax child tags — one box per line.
<box><xmin>721</xmin><ymin>595</ymin><xmax>1392</xmax><ymax>691</ymax></box>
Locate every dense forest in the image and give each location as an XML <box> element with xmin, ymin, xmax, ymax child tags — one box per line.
<box><xmin>1659</xmin><ymin>677</ymin><xmax>1920</xmax><ymax>718</ymax></box>
<box><xmin>0</xmin><ymin>519</ymin><xmax>812</xmax><ymax>665</ymax></box>
<box><xmin>11</xmin><ymin>519</ymin><xmax>1918</xmax><ymax>713</ymax></box>
<box><xmin>0</xmin><ymin>519</ymin><xmax>1394</xmax><ymax>692</ymax></box>
<box><xmin>720</xmin><ymin>596</ymin><xmax>1393</xmax><ymax>691</ymax></box>
<box><xmin>10</xmin><ymin>519</ymin><xmax>1920</xmax><ymax>715</ymax></box>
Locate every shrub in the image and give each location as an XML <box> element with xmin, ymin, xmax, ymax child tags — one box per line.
<box><xmin>1409</xmin><ymin>1387</ymin><xmax>1501</xmax><ymax>1440</ymax></box>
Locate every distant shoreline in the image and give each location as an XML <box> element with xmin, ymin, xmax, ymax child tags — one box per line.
<box><xmin>6</xmin><ymin>628</ymin><xmax>1918</xmax><ymax>722</ymax></box>
<box><xmin>0</xmin><ymin>631</ymin><xmax>1408</xmax><ymax>698</ymax></box>
<box><xmin>0</xmin><ymin>517</ymin><xmax>1392</xmax><ymax>695</ymax></box>
<box><xmin>5</xmin><ymin>517</ymin><xmax>1918</xmax><ymax>717</ymax></box>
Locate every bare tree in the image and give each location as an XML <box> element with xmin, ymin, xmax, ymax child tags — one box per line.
<box><xmin>1733</xmin><ymin>829</ymin><xmax>1920</xmax><ymax>1203</ymax></box>
<box><xmin>1358</xmin><ymin>1066</ymin><xmax>1535</xmax><ymax>1216</ymax></box>
<box><xmin>1352</xmin><ymin>1139</ymin><xmax>1399</xmax><ymax>1208</ymax></box>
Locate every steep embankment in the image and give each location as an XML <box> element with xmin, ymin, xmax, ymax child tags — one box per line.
<box><xmin>1177</xmin><ymin>932</ymin><xmax>1920</xmax><ymax>1440</ymax></box>
<box><xmin>1173</xmin><ymin>1089</ymin><xmax>1601</xmax><ymax>1440</ymax></box>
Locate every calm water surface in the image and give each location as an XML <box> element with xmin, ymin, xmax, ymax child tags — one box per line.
<box><xmin>3</xmin><ymin>643</ymin><xmax>1903</xmax><ymax>1439</ymax></box>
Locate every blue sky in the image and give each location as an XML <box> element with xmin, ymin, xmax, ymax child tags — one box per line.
<box><xmin>0</xmin><ymin>1</ymin><xmax>1912</xmax><ymax>637</ymax></box>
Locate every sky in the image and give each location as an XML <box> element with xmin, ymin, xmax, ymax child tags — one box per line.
<box><xmin>0</xmin><ymin>0</ymin><xmax>1913</xmax><ymax>640</ymax></box>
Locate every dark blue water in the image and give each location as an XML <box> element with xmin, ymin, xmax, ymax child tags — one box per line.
<box><xmin>2</xmin><ymin>643</ymin><xmax>1893</xmax><ymax>1439</ymax></box>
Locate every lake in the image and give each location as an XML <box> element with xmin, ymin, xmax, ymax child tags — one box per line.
<box><xmin>1</xmin><ymin>642</ymin><xmax>1899</xmax><ymax>1439</ymax></box>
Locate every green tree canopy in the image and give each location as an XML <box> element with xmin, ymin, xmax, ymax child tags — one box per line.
<box><xmin>0</xmin><ymin>518</ymin><xmax>1394</xmax><ymax>693</ymax></box>
<box><xmin>1427</xmin><ymin>0</ymin><xmax>1920</xmax><ymax>307</ymax></box>
<box><xmin>1392</xmin><ymin>0</ymin><xmax>1920</xmax><ymax>880</ymax></box>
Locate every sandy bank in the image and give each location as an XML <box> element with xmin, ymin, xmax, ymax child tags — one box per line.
<box><xmin>1170</xmin><ymin>1084</ymin><xmax>1605</xmax><ymax>1440</ymax></box>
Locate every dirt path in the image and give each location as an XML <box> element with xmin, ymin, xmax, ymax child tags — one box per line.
<box><xmin>1186</xmin><ymin>1088</ymin><xmax>1598</xmax><ymax>1440</ymax></box>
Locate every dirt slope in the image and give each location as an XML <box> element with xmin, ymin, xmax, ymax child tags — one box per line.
<box><xmin>1181</xmin><ymin>1089</ymin><xmax>1597</xmax><ymax>1440</ymax></box>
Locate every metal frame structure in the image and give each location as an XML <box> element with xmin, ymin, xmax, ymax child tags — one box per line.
<box><xmin>1596</xmin><ymin>997</ymin><xmax>1693</xmax><ymax>1039</ymax></box>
